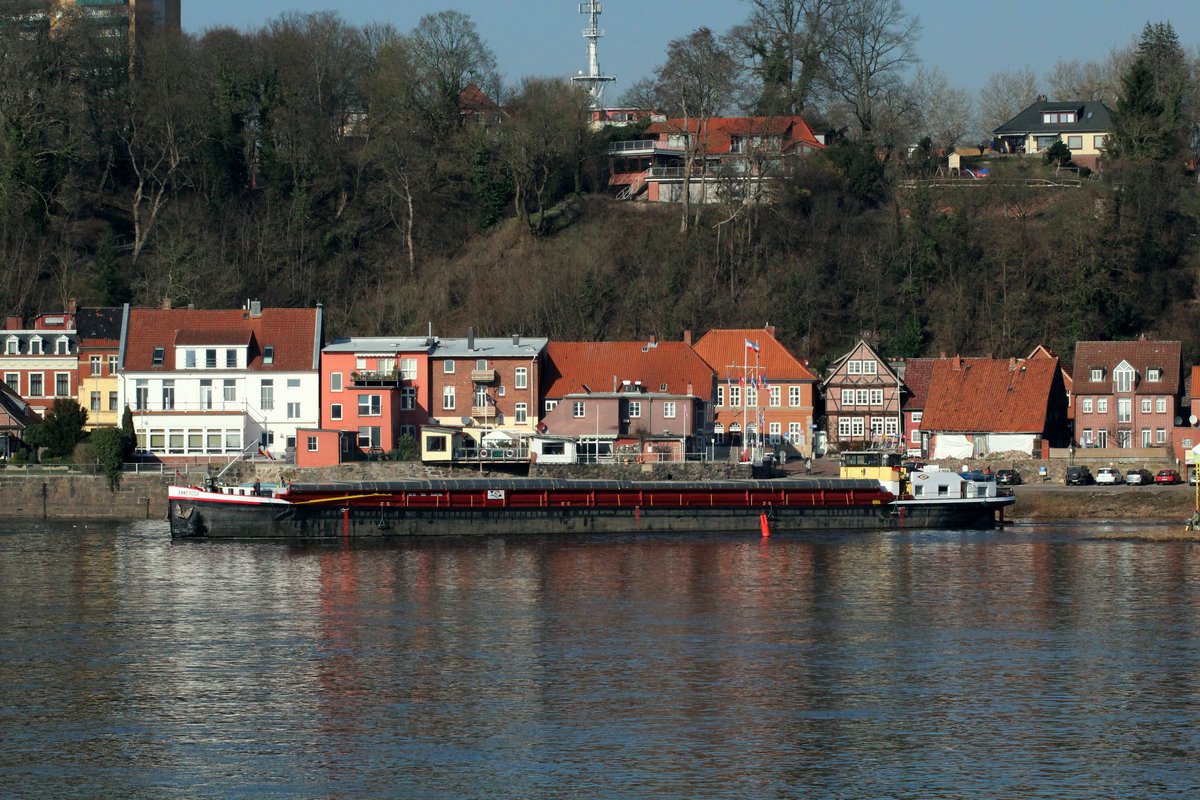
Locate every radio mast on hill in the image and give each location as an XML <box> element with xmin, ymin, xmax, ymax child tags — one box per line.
<box><xmin>571</xmin><ymin>1</ymin><xmax>616</xmax><ymax>109</ymax></box>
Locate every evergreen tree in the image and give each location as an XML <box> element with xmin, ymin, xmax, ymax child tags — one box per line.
<box><xmin>1109</xmin><ymin>22</ymin><xmax>1191</xmax><ymax>161</ymax></box>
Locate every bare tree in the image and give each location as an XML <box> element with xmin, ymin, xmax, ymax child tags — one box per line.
<box><xmin>734</xmin><ymin>0</ymin><xmax>841</xmax><ymax>114</ymax></box>
<box><xmin>977</xmin><ymin>68</ymin><xmax>1039</xmax><ymax>137</ymax></box>
<box><xmin>821</xmin><ymin>0</ymin><xmax>919</xmax><ymax>139</ymax></box>
<box><xmin>654</xmin><ymin>28</ymin><xmax>738</xmax><ymax>233</ymax></box>
<box><xmin>1044</xmin><ymin>56</ymin><xmax>1125</xmax><ymax>104</ymax></box>
<box><xmin>408</xmin><ymin>10</ymin><xmax>500</xmax><ymax>135</ymax></box>
<box><xmin>910</xmin><ymin>66</ymin><xmax>973</xmax><ymax>151</ymax></box>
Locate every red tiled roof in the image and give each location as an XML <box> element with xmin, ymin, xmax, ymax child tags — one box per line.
<box><xmin>692</xmin><ymin>328</ymin><xmax>817</xmax><ymax>382</ymax></box>
<box><xmin>125</xmin><ymin>307</ymin><xmax>319</xmax><ymax>372</ymax></box>
<box><xmin>543</xmin><ymin>341</ymin><xmax>714</xmax><ymax>398</ymax></box>
<box><xmin>922</xmin><ymin>357</ymin><xmax>1060</xmax><ymax>433</ymax></box>
<box><xmin>1071</xmin><ymin>340</ymin><xmax>1182</xmax><ymax>395</ymax></box>
<box><xmin>899</xmin><ymin>358</ymin><xmax>938</xmax><ymax>411</ymax></box>
<box><xmin>644</xmin><ymin>116</ymin><xmax>824</xmax><ymax>155</ymax></box>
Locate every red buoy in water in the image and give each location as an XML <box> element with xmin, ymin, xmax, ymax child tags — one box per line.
<box><xmin>760</xmin><ymin>512</ymin><xmax>770</xmax><ymax>538</ymax></box>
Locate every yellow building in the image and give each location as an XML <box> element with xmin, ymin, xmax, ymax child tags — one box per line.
<box><xmin>75</xmin><ymin>307</ymin><xmax>124</xmax><ymax>430</ymax></box>
<box><xmin>993</xmin><ymin>98</ymin><xmax>1112</xmax><ymax>171</ymax></box>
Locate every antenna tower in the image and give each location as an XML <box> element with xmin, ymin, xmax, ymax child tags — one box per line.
<box><xmin>571</xmin><ymin>1</ymin><xmax>616</xmax><ymax>109</ymax></box>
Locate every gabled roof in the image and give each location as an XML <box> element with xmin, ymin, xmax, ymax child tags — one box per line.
<box><xmin>75</xmin><ymin>307</ymin><xmax>123</xmax><ymax>344</ymax></box>
<box><xmin>897</xmin><ymin>357</ymin><xmax>938</xmax><ymax>412</ymax></box>
<box><xmin>544</xmin><ymin>341</ymin><xmax>714</xmax><ymax>398</ymax></box>
<box><xmin>993</xmin><ymin>99</ymin><xmax>1113</xmax><ymax>135</ymax></box>
<box><xmin>822</xmin><ymin>339</ymin><xmax>901</xmax><ymax>387</ymax></box>
<box><xmin>124</xmin><ymin>307</ymin><xmax>320</xmax><ymax>372</ymax></box>
<box><xmin>1071</xmin><ymin>340</ymin><xmax>1182</xmax><ymax>395</ymax></box>
<box><xmin>922</xmin><ymin>357</ymin><xmax>1060</xmax><ymax>433</ymax></box>
<box><xmin>692</xmin><ymin>328</ymin><xmax>816</xmax><ymax>383</ymax></box>
<box><xmin>459</xmin><ymin>83</ymin><xmax>498</xmax><ymax>111</ymax></box>
<box><xmin>644</xmin><ymin>116</ymin><xmax>824</xmax><ymax>155</ymax></box>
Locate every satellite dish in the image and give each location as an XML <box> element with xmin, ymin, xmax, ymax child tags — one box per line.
<box><xmin>1191</xmin><ymin>415</ymin><xmax>1198</xmax><ymax>426</ymax></box>
<box><xmin>1175</xmin><ymin>416</ymin><xmax>1184</xmax><ymax>426</ymax></box>
<box><xmin>460</xmin><ymin>416</ymin><xmax>472</xmax><ymax>426</ymax></box>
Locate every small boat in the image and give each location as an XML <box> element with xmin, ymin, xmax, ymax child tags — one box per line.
<box><xmin>167</xmin><ymin>469</ymin><xmax>1013</xmax><ymax>540</ymax></box>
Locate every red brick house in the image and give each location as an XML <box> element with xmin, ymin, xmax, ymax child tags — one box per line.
<box><xmin>922</xmin><ymin>356</ymin><xmax>1068</xmax><ymax>459</ymax></box>
<box><xmin>692</xmin><ymin>326</ymin><xmax>818</xmax><ymax>458</ymax></box>
<box><xmin>1</xmin><ymin>307</ymin><xmax>78</xmax><ymax>418</ymax></box>
<box><xmin>823</xmin><ymin>340</ymin><xmax>904</xmax><ymax>453</ymax></box>
<box><xmin>1071</xmin><ymin>340</ymin><xmax>1181</xmax><ymax>449</ymax></box>
<box><xmin>894</xmin><ymin>357</ymin><xmax>938</xmax><ymax>458</ymax></box>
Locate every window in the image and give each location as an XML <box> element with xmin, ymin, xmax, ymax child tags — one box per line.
<box><xmin>473</xmin><ymin>386</ymin><xmax>489</xmax><ymax>408</ymax></box>
<box><xmin>357</xmin><ymin>426</ymin><xmax>381</xmax><ymax>448</ymax></box>
<box><xmin>475</xmin><ymin>359</ymin><xmax>488</xmax><ymax>371</ymax></box>
<box><xmin>1142</xmin><ymin>429</ymin><xmax>1153</xmax><ymax>447</ymax></box>
<box><xmin>358</xmin><ymin>394</ymin><xmax>382</xmax><ymax>416</ymax></box>
<box><xmin>263</xmin><ymin>346</ymin><xmax>274</xmax><ymax>365</ymax></box>
<box><xmin>134</xmin><ymin>379</ymin><xmax>147</xmax><ymax>409</ymax></box>
<box><xmin>514</xmin><ymin>367</ymin><xmax>528</xmax><ymax>389</ymax></box>
<box><xmin>628</xmin><ymin>401</ymin><xmax>641</xmax><ymax>418</ymax></box>
<box><xmin>851</xmin><ymin>418</ymin><xmax>864</xmax><ymax>437</ymax></box>
<box><xmin>287</xmin><ymin>378</ymin><xmax>300</xmax><ymax>389</ymax></box>
<box><xmin>330</xmin><ymin>403</ymin><xmax>343</xmax><ymax>420</ymax></box>
<box><xmin>307</xmin><ymin>436</ymin><xmax>319</xmax><ymax>452</ymax></box>
<box><xmin>847</xmin><ymin>360</ymin><xmax>861</xmax><ymax>375</ymax></box>
<box><xmin>400</xmin><ymin>387</ymin><xmax>416</xmax><ymax>410</ymax></box>
<box><xmin>545</xmin><ymin>399</ymin><xmax>558</xmax><ymax>413</ymax></box>
<box><xmin>226</xmin><ymin>349</ymin><xmax>237</xmax><ymax>368</ymax></box>
<box><xmin>789</xmin><ymin>422</ymin><xmax>802</xmax><ymax>444</ymax></box>
<box><xmin>29</xmin><ymin>338</ymin><xmax>42</xmax><ymax>355</ymax></box>
<box><xmin>1082</xmin><ymin>398</ymin><xmax>1093</xmax><ymax>414</ymax></box>
<box><xmin>730</xmin><ymin>386</ymin><xmax>741</xmax><ymax>408</ymax></box>
<box><xmin>862</xmin><ymin>361</ymin><xmax>877</xmax><ymax>375</ymax></box>
<box><xmin>4</xmin><ymin>338</ymin><xmax>17</xmax><ymax>355</ymax></box>
<box><xmin>108</xmin><ymin>391</ymin><xmax>118</xmax><ymax>411</ymax></box>
<box><xmin>1114</xmin><ymin>364</ymin><xmax>1134</xmax><ymax>393</ymax></box>
<box><xmin>90</xmin><ymin>356</ymin><xmax>102</xmax><ymax>376</ymax></box>
<box><xmin>108</xmin><ymin>355</ymin><xmax>118</xmax><ymax>374</ymax></box>
<box><xmin>870</xmin><ymin>417</ymin><xmax>884</xmax><ymax>436</ymax></box>
<box><xmin>663</xmin><ymin>402</ymin><xmax>676</xmax><ymax>419</ymax></box>
<box><xmin>573</xmin><ymin>401</ymin><xmax>585</xmax><ymax>418</ymax></box>
<box><xmin>769</xmin><ymin>386</ymin><xmax>781</xmax><ymax>407</ymax></box>
<box><xmin>205</xmin><ymin>349</ymin><xmax>217</xmax><ymax>368</ymax></box>
<box><xmin>399</xmin><ymin>425</ymin><xmax>416</xmax><ymax>438</ymax></box>
<box><xmin>1036</xmin><ymin>135</ymin><xmax>1057</xmax><ymax>151</ymax></box>
<box><xmin>769</xmin><ymin>422</ymin><xmax>781</xmax><ymax>444</ymax></box>
<box><xmin>260</xmin><ymin>380</ymin><xmax>274</xmax><ymax>411</ymax></box>
<box><xmin>199</xmin><ymin>379</ymin><xmax>214</xmax><ymax>409</ymax></box>
<box><xmin>515</xmin><ymin>403</ymin><xmax>527</xmax><ymax>424</ymax></box>
<box><xmin>789</xmin><ymin>386</ymin><xmax>802</xmax><ymax>407</ymax></box>
<box><xmin>838</xmin><ymin>417</ymin><xmax>852</xmax><ymax>436</ymax></box>
<box><xmin>716</xmin><ymin>385</ymin><xmax>725</xmax><ymax>407</ymax></box>
<box><xmin>223</xmin><ymin>380</ymin><xmax>236</xmax><ymax>402</ymax></box>
<box><xmin>331</xmin><ymin>372</ymin><xmax>342</xmax><ymax>392</ymax></box>
<box><xmin>1090</xmin><ymin>368</ymin><xmax>1104</xmax><ymax>382</ymax></box>
<box><xmin>1081</xmin><ymin>429</ymin><xmax>1093</xmax><ymax>445</ymax></box>
<box><xmin>746</xmin><ymin>387</ymin><xmax>758</xmax><ymax>407</ymax></box>
<box><xmin>1157</xmin><ymin>428</ymin><xmax>1167</xmax><ymax>444</ymax></box>
<box><xmin>1156</xmin><ymin>398</ymin><xmax>1167</xmax><ymax>413</ymax></box>
<box><xmin>1098</xmin><ymin>398</ymin><xmax>1108</xmax><ymax>414</ymax></box>
<box><xmin>1141</xmin><ymin>398</ymin><xmax>1152</xmax><ymax>414</ymax></box>
<box><xmin>287</xmin><ymin>402</ymin><xmax>301</xmax><ymax>419</ymax></box>
<box><xmin>1067</xmin><ymin>135</ymin><xmax>1082</xmax><ymax>150</ymax></box>
<box><xmin>1147</xmin><ymin>368</ymin><xmax>1161</xmax><ymax>382</ymax></box>
<box><xmin>1117</xmin><ymin>399</ymin><xmax>1131</xmax><ymax>423</ymax></box>
<box><xmin>869</xmin><ymin>389</ymin><xmax>884</xmax><ymax>406</ymax></box>
<box><xmin>855</xmin><ymin>389</ymin><xmax>869</xmax><ymax>405</ymax></box>
<box><xmin>90</xmin><ymin>391</ymin><xmax>101</xmax><ymax>411</ymax></box>
<box><xmin>4</xmin><ymin>373</ymin><xmax>18</xmax><ymax>394</ymax></box>
<box><xmin>151</xmin><ymin>347</ymin><xmax>164</xmax><ymax>366</ymax></box>
<box><xmin>161</xmin><ymin>380</ymin><xmax>174</xmax><ymax>410</ymax></box>
<box><xmin>427</xmin><ymin>435</ymin><xmax>448</xmax><ymax>453</ymax></box>
<box><xmin>443</xmin><ymin>360</ymin><xmax>455</xmax><ymax>374</ymax></box>
<box><xmin>185</xmin><ymin>350</ymin><xmax>196</xmax><ymax>368</ymax></box>
<box><xmin>885</xmin><ymin>417</ymin><xmax>898</xmax><ymax>436</ymax></box>
<box><xmin>841</xmin><ymin>389</ymin><xmax>855</xmax><ymax>406</ymax></box>
<box><xmin>1094</xmin><ymin>134</ymin><xmax>1105</xmax><ymax>149</ymax></box>
<box><xmin>442</xmin><ymin>386</ymin><xmax>455</xmax><ymax>411</ymax></box>
<box><xmin>498</xmin><ymin>385</ymin><xmax>506</xmax><ymax>397</ymax></box>
<box><xmin>400</xmin><ymin>358</ymin><xmax>418</xmax><ymax>380</ymax></box>
<box><xmin>714</xmin><ymin>424</ymin><xmax>725</xmax><ymax>445</ymax></box>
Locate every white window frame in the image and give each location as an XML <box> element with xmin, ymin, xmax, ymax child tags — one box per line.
<box><xmin>851</xmin><ymin>417</ymin><xmax>865</xmax><ymax>437</ymax></box>
<box><xmin>862</xmin><ymin>360</ymin><xmax>877</xmax><ymax>375</ymax></box>
<box><xmin>1114</xmin><ymin>364</ymin><xmax>1134</xmax><ymax>393</ymax></box>
<box><xmin>443</xmin><ymin>360</ymin><xmax>455</xmax><ymax>374</ymax></box>
<box><xmin>869</xmin><ymin>389</ymin><xmax>884</xmax><ymax>406</ymax></box>
<box><xmin>628</xmin><ymin>401</ymin><xmax>641</xmax><ymax>418</ymax></box>
<box><xmin>442</xmin><ymin>386</ymin><xmax>455</xmax><ymax>411</ymax></box>
<box><xmin>838</xmin><ymin>417</ymin><xmax>852</xmax><ymax>436</ymax></box>
<box><xmin>515</xmin><ymin>403</ymin><xmax>527</xmax><ymax>424</ymax></box>
<box><xmin>847</xmin><ymin>360</ymin><xmax>861</xmax><ymax>375</ymax></box>
<box><xmin>1098</xmin><ymin>398</ymin><xmax>1108</xmax><ymax>414</ymax></box>
<box><xmin>514</xmin><ymin>367</ymin><xmax>528</xmax><ymax>390</ymax></box>
<box><xmin>789</xmin><ymin>386</ymin><xmax>801</xmax><ymax>407</ymax></box>
<box><xmin>841</xmin><ymin>389</ymin><xmax>854</xmax><ymax>406</ymax></box>
<box><xmin>716</xmin><ymin>385</ymin><xmax>725</xmax><ymax>407</ymax></box>
<box><xmin>1141</xmin><ymin>398</ymin><xmax>1152</xmax><ymax>414</ymax></box>
<box><xmin>663</xmin><ymin>402</ymin><xmax>676</xmax><ymax>419</ymax></box>
<box><xmin>1156</xmin><ymin>398</ymin><xmax>1167</xmax><ymax>413</ymax></box>
<box><xmin>1082</xmin><ymin>398</ymin><xmax>1093</xmax><ymax>414</ymax></box>
<box><xmin>768</xmin><ymin>386</ymin><xmax>781</xmax><ymax>407</ymax></box>
<box><xmin>331</xmin><ymin>372</ymin><xmax>342</xmax><ymax>392</ymax></box>
<box><xmin>573</xmin><ymin>401</ymin><xmax>585</xmax><ymax>418</ymax></box>
<box><xmin>358</xmin><ymin>394</ymin><xmax>382</xmax><ymax>417</ymax></box>
<box><xmin>855</xmin><ymin>389</ymin><xmax>869</xmax><ymax>405</ymax></box>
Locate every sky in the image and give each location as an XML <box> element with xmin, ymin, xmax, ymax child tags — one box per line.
<box><xmin>182</xmin><ymin>0</ymin><xmax>1199</xmax><ymax>102</ymax></box>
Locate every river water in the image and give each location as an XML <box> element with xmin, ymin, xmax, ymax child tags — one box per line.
<box><xmin>1</xmin><ymin>520</ymin><xmax>1198</xmax><ymax>799</ymax></box>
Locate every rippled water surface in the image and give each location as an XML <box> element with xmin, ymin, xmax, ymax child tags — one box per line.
<box><xmin>2</xmin><ymin>520</ymin><xmax>1199</xmax><ymax>798</ymax></box>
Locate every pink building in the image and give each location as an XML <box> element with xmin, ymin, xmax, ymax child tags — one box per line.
<box><xmin>1071</xmin><ymin>340</ymin><xmax>1181</xmax><ymax>448</ymax></box>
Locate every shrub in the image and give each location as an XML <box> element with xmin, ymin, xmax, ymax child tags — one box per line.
<box><xmin>90</xmin><ymin>426</ymin><xmax>125</xmax><ymax>489</ymax></box>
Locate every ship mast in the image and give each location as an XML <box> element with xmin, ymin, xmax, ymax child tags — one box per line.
<box><xmin>571</xmin><ymin>1</ymin><xmax>616</xmax><ymax>109</ymax></box>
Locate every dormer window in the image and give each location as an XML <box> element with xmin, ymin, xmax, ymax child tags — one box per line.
<box><xmin>1041</xmin><ymin>111</ymin><xmax>1077</xmax><ymax>124</ymax></box>
<box><xmin>4</xmin><ymin>337</ymin><xmax>17</xmax><ymax>355</ymax></box>
<box><xmin>1113</xmin><ymin>363</ymin><xmax>1134</xmax><ymax>393</ymax></box>
<box><xmin>1148</xmin><ymin>368</ymin><xmax>1161</xmax><ymax>382</ymax></box>
<box><xmin>29</xmin><ymin>337</ymin><xmax>43</xmax><ymax>355</ymax></box>
<box><xmin>263</xmin><ymin>346</ymin><xmax>275</xmax><ymax>365</ymax></box>
<box><xmin>1090</xmin><ymin>367</ymin><xmax>1104</xmax><ymax>382</ymax></box>
<box><xmin>55</xmin><ymin>337</ymin><xmax>69</xmax><ymax>355</ymax></box>
<box><xmin>152</xmin><ymin>347</ymin><xmax>165</xmax><ymax>366</ymax></box>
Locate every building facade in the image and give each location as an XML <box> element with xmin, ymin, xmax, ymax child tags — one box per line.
<box><xmin>822</xmin><ymin>339</ymin><xmax>904</xmax><ymax>453</ymax></box>
<box><xmin>1071</xmin><ymin>340</ymin><xmax>1181</xmax><ymax>448</ymax></box>
<box><xmin>320</xmin><ymin>337</ymin><xmax>432</xmax><ymax>455</ymax></box>
<box><xmin>75</xmin><ymin>306</ymin><xmax>123</xmax><ymax>429</ymax></box>
<box><xmin>1</xmin><ymin>309</ymin><xmax>78</xmax><ymax>418</ymax></box>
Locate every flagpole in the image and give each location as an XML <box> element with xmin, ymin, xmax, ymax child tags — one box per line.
<box><xmin>742</xmin><ymin>344</ymin><xmax>748</xmax><ymax>462</ymax></box>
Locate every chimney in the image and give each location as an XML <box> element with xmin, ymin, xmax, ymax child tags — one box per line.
<box><xmin>67</xmin><ymin>298</ymin><xmax>77</xmax><ymax>313</ymax></box>
<box><xmin>512</xmin><ymin>334</ymin><xmax>520</xmax><ymax>345</ymax></box>
<box><xmin>939</xmin><ymin>351</ymin><xmax>946</xmax><ymax>359</ymax></box>
<box><xmin>1009</xmin><ymin>357</ymin><xmax>1017</xmax><ymax>370</ymax></box>
<box><xmin>683</xmin><ymin>329</ymin><xmax>692</xmax><ymax>346</ymax></box>
<box><xmin>1037</xmin><ymin>94</ymin><xmax>1047</xmax><ymax>102</ymax></box>
<box><xmin>5</xmin><ymin>315</ymin><xmax>22</xmax><ymax>331</ymax></box>
<box><xmin>161</xmin><ymin>296</ymin><xmax>172</xmax><ymax>310</ymax></box>
<box><xmin>953</xmin><ymin>356</ymin><xmax>963</xmax><ymax>371</ymax></box>
<box><xmin>649</xmin><ymin>334</ymin><xmax>657</xmax><ymax>345</ymax></box>
<box><xmin>765</xmin><ymin>323</ymin><xmax>776</xmax><ymax>338</ymax></box>
<box><xmin>249</xmin><ymin>300</ymin><xmax>262</xmax><ymax>317</ymax></box>
<box><xmin>467</xmin><ymin>327</ymin><xmax>475</xmax><ymax>351</ymax></box>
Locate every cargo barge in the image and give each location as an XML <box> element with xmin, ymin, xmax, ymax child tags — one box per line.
<box><xmin>167</xmin><ymin>472</ymin><xmax>1014</xmax><ymax>539</ymax></box>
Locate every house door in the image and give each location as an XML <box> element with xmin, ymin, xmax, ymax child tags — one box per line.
<box><xmin>1141</xmin><ymin>429</ymin><xmax>1153</xmax><ymax>447</ymax></box>
<box><xmin>1096</xmin><ymin>429</ymin><xmax>1108</xmax><ymax>447</ymax></box>
<box><xmin>1117</xmin><ymin>430</ymin><xmax>1132</xmax><ymax>448</ymax></box>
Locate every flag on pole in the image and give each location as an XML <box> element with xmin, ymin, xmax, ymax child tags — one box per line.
<box><xmin>745</xmin><ymin>338</ymin><xmax>760</xmax><ymax>352</ymax></box>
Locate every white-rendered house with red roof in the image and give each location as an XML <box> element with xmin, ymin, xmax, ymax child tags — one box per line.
<box><xmin>117</xmin><ymin>300</ymin><xmax>323</xmax><ymax>461</ymax></box>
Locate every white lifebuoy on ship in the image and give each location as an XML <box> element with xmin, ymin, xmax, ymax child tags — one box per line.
<box><xmin>505</xmin><ymin>449</ymin><xmax>514</xmax><ymax>458</ymax></box>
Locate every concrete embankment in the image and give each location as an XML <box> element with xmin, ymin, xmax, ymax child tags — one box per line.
<box><xmin>0</xmin><ymin>472</ymin><xmax>173</xmax><ymax>520</ymax></box>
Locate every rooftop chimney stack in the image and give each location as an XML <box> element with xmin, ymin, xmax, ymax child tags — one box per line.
<box><xmin>467</xmin><ymin>327</ymin><xmax>475</xmax><ymax>351</ymax></box>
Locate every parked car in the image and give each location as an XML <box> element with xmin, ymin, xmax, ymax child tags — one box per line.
<box><xmin>1125</xmin><ymin>469</ymin><xmax>1152</xmax><ymax>485</ymax></box>
<box><xmin>1190</xmin><ymin>471</ymin><xmax>1200</xmax><ymax>486</ymax></box>
<box><xmin>995</xmin><ymin>469</ymin><xmax>1022</xmax><ymax>486</ymax></box>
<box><xmin>1065</xmin><ymin>465</ymin><xmax>1094</xmax><ymax>485</ymax></box>
<box><xmin>1095</xmin><ymin>467</ymin><xmax>1124</xmax><ymax>485</ymax></box>
<box><xmin>1155</xmin><ymin>469</ymin><xmax>1182</xmax><ymax>485</ymax></box>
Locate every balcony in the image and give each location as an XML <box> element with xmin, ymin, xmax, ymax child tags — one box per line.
<box><xmin>472</xmin><ymin>405</ymin><xmax>497</xmax><ymax>418</ymax></box>
<box><xmin>471</xmin><ymin>369</ymin><xmax>497</xmax><ymax>384</ymax></box>
<box><xmin>351</xmin><ymin>370</ymin><xmax>401</xmax><ymax>387</ymax></box>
